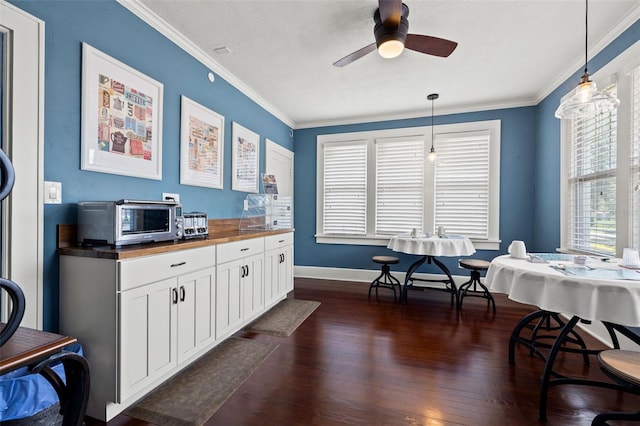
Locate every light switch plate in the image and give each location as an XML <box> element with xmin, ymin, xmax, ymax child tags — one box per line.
<box><xmin>44</xmin><ymin>181</ymin><xmax>62</xmax><ymax>204</ymax></box>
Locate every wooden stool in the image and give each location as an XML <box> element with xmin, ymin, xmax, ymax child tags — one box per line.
<box><xmin>368</xmin><ymin>256</ymin><xmax>401</xmax><ymax>302</ymax></box>
<box><xmin>592</xmin><ymin>350</ymin><xmax>640</xmax><ymax>425</ymax></box>
<box><xmin>457</xmin><ymin>259</ymin><xmax>496</xmax><ymax>312</ymax></box>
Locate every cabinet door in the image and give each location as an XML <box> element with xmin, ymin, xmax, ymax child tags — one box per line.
<box><xmin>119</xmin><ymin>277</ymin><xmax>177</xmax><ymax>402</ymax></box>
<box><xmin>242</xmin><ymin>253</ymin><xmax>264</xmax><ymax>322</ymax></box>
<box><xmin>177</xmin><ymin>266</ymin><xmax>216</xmax><ymax>364</ymax></box>
<box><xmin>216</xmin><ymin>259</ymin><xmax>243</xmax><ymax>339</ymax></box>
<box><xmin>264</xmin><ymin>249</ymin><xmax>279</xmax><ymax>308</ymax></box>
<box><xmin>280</xmin><ymin>244</ymin><xmax>294</xmax><ymax>294</ymax></box>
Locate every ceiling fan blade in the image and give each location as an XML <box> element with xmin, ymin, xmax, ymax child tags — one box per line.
<box><xmin>405</xmin><ymin>34</ymin><xmax>458</xmax><ymax>57</ymax></box>
<box><xmin>378</xmin><ymin>0</ymin><xmax>402</xmax><ymax>28</ymax></box>
<box><xmin>333</xmin><ymin>43</ymin><xmax>377</xmax><ymax>67</ymax></box>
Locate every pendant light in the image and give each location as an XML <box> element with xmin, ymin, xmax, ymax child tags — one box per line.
<box><xmin>555</xmin><ymin>0</ymin><xmax>619</xmax><ymax>119</ymax></box>
<box><xmin>427</xmin><ymin>93</ymin><xmax>438</xmax><ymax>162</ymax></box>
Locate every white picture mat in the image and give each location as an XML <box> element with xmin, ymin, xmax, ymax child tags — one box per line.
<box><xmin>232</xmin><ymin>122</ymin><xmax>260</xmax><ymax>193</ymax></box>
<box><xmin>180</xmin><ymin>96</ymin><xmax>224</xmax><ymax>189</ymax></box>
<box><xmin>81</xmin><ymin>43</ymin><xmax>163</xmax><ymax>180</ymax></box>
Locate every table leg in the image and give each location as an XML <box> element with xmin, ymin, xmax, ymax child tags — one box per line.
<box><xmin>430</xmin><ymin>256</ymin><xmax>459</xmax><ymax>308</ymax></box>
<box><xmin>401</xmin><ymin>256</ymin><xmax>427</xmax><ymax>304</ymax></box>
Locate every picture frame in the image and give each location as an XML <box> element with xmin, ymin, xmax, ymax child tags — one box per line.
<box><xmin>180</xmin><ymin>96</ymin><xmax>224</xmax><ymax>189</ymax></box>
<box><xmin>81</xmin><ymin>43</ymin><xmax>163</xmax><ymax>180</ymax></box>
<box><xmin>232</xmin><ymin>122</ymin><xmax>260</xmax><ymax>193</ymax></box>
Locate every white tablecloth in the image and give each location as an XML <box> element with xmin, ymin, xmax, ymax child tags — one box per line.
<box><xmin>486</xmin><ymin>255</ymin><xmax>640</xmax><ymax>326</ymax></box>
<box><xmin>387</xmin><ymin>234</ymin><xmax>476</xmax><ymax>257</ymax></box>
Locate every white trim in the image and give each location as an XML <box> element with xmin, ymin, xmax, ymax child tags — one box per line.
<box><xmin>0</xmin><ymin>2</ymin><xmax>45</xmax><ymax>329</ymax></box>
<box><xmin>316</xmin><ymin>121</ymin><xmax>501</xmax><ymax>249</ymax></box>
<box><xmin>294</xmin><ymin>265</ymin><xmax>474</xmax><ymax>288</ymax></box>
<box><xmin>117</xmin><ymin>0</ymin><xmax>295</xmax><ymax>129</ymax></box>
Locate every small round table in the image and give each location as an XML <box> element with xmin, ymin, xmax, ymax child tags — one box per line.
<box><xmin>387</xmin><ymin>234</ymin><xmax>476</xmax><ymax>305</ymax></box>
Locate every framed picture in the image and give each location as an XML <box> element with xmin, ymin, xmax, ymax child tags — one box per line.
<box><xmin>81</xmin><ymin>43</ymin><xmax>163</xmax><ymax>180</ymax></box>
<box><xmin>180</xmin><ymin>96</ymin><xmax>224</xmax><ymax>189</ymax></box>
<box><xmin>232</xmin><ymin>122</ymin><xmax>260</xmax><ymax>193</ymax></box>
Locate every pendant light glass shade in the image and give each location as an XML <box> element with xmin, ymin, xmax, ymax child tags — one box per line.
<box><xmin>554</xmin><ymin>73</ymin><xmax>619</xmax><ymax>118</ymax></box>
<box><xmin>427</xmin><ymin>93</ymin><xmax>438</xmax><ymax>162</ymax></box>
<box><xmin>555</xmin><ymin>0</ymin><xmax>620</xmax><ymax>119</ymax></box>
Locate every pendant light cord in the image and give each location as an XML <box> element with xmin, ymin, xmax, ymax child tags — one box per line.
<box><xmin>584</xmin><ymin>0</ymin><xmax>588</xmax><ymax>75</ymax></box>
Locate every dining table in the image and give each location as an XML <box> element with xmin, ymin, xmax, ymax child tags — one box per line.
<box><xmin>486</xmin><ymin>253</ymin><xmax>640</xmax><ymax>421</ymax></box>
<box><xmin>387</xmin><ymin>233</ymin><xmax>476</xmax><ymax>305</ymax></box>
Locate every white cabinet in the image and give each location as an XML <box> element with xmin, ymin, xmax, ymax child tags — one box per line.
<box><xmin>119</xmin><ymin>277</ymin><xmax>177</xmax><ymax>402</ymax></box>
<box><xmin>264</xmin><ymin>232</ymin><xmax>294</xmax><ymax>308</ymax></box>
<box><xmin>176</xmin><ymin>267</ymin><xmax>217</xmax><ymax>363</ymax></box>
<box><xmin>59</xmin><ymin>245</ymin><xmax>216</xmax><ymax>420</ymax></box>
<box><xmin>216</xmin><ymin>237</ymin><xmax>264</xmax><ymax>339</ymax></box>
<box><xmin>59</xmin><ymin>231</ymin><xmax>292</xmax><ymax>422</ymax></box>
<box><xmin>118</xmin><ymin>248</ymin><xmax>216</xmax><ymax>402</ymax></box>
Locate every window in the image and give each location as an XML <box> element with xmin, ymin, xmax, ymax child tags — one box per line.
<box><xmin>560</xmin><ymin>41</ymin><xmax>640</xmax><ymax>256</ymax></box>
<box><xmin>566</xmin><ymin>85</ymin><xmax>618</xmax><ymax>255</ymax></box>
<box><xmin>434</xmin><ymin>131</ymin><xmax>492</xmax><ymax>239</ymax></box>
<box><xmin>630</xmin><ymin>65</ymin><xmax>640</xmax><ymax>249</ymax></box>
<box><xmin>316</xmin><ymin>121</ymin><xmax>501</xmax><ymax>249</ymax></box>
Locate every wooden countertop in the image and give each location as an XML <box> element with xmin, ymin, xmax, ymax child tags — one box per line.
<box><xmin>57</xmin><ymin>225</ymin><xmax>294</xmax><ymax>260</ymax></box>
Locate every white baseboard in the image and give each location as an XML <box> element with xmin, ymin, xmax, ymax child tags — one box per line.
<box><xmin>294</xmin><ymin>265</ymin><xmax>471</xmax><ymax>288</ymax></box>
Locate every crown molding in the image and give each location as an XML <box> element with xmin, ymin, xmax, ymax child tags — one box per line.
<box><xmin>295</xmin><ymin>98</ymin><xmax>538</xmax><ymax>130</ymax></box>
<box><xmin>116</xmin><ymin>0</ymin><xmax>296</xmax><ymax>129</ymax></box>
<box><xmin>535</xmin><ymin>3</ymin><xmax>640</xmax><ymax>104</ymax></box>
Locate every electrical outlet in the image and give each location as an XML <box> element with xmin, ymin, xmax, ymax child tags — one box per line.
<box><xmin>44</xmin><ymin>181</ymin><xmax>62</xmax><ymax>204</ymax></box>
<box><xmin>162</xmin><ymin>192</ymin><xmax>180</xmax><ymax>203</ymax></box>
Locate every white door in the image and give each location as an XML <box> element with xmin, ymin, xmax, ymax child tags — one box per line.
<box><xmin>265</xmin><ymin>139</ymin><xmax>293</xmax><ymax>197</ymax></box>
<box><xmin>0</xmin><ymin>2</ymin><xmax>45</xmax><ymax>328</ymax></box>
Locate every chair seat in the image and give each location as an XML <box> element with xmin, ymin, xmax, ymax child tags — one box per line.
<box><xmin>598</xmin><ymin>350</ymin><xmax>640</xmax><ymax>387</ymax></box>
<box><xmin>459</xmin><ymin>259</ymin><xmax>490</xmax><ymax>271</ymax></box>
<box><xmin>372</xmin><ymin>255</ymin><xmax>400</xmax><ymax>265</ymax></box>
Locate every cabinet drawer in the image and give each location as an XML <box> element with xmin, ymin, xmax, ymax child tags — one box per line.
<box><xmin>264</xmin><ymin>232</ymin><xmax>293</xmax><ymax>251</ymax></box>
<box><xmin>118</xmin><ymin>246</ymin><xmax>216</xmax><ymax>291</ymax></box>
<box><xmin>217</xmin><ymin>237</ymin><xmax>264</xmax><ymax>264</ymax></box>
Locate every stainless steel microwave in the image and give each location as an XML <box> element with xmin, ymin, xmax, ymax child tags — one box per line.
<box><xmin>77</xmin><ymin>200</ymin><xmax>184</xmax><ymax>246</ymax></box>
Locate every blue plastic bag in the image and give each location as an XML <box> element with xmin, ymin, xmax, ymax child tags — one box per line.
<box><xmin>0</xmin><ymin>343</ymin><xmax>83</xmax><ymax>421</ymax></box>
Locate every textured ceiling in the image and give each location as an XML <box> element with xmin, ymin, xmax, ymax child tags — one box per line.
<box><xmin>129</xmin><ymin>0</ymin><xmax>640</xmax><ymax>128</ymax></box>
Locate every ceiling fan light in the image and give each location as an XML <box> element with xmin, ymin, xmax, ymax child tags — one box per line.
<box><xmin>378</xmin><ymin>39</ymin><xmax>404</xmax><ymax>59</ymax></box>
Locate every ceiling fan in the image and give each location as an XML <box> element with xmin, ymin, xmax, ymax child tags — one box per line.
<box><xmin>333</xmin><ymin>0</ymin><xmax>458</xmax><ymax>67</ymax></box>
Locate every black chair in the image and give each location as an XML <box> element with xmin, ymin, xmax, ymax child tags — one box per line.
<box><xmin>457</xmin><ymin>259</ymin><xmax>496</xmax><ymax>312</ymax></box>
<box><xmin>368</xmin><ymin>256</ymin><xmax>401</xmax><ymax>302</ymax></box>
<box><xmin>591</xmin><ymin>349</ymin><xmax>640</xmax><ymax>425</ymax></box>
<box><xmin>0</xmin><ymin>278</ymin><xmax>26</xmax><ymax>346</ymax></box>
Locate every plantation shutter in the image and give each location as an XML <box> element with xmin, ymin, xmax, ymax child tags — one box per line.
<box><xmin>375</xmin><ymin>138</ymin><xmax>425</xmax><ymax>235</ymax></box>
<box><xmin>434</xmin><ymin>132</ymin><xmax>491</xmax><ymax>239</ymax></box>
<box><xmin>322</xmin><ymin>141</ymin><xmax>367</xmax><ymax>235</ymax></box>
<box><xmin>630</xmin><ymin>66</ymin><xmax>640</xmax><ymax>248</ymax></box>
<box><xmin>567</xmin><ymin>85</ymin><xmax>618</xmax><ymax>255</ymax></box>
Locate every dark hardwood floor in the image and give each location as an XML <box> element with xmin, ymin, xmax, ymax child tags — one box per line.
<box><xmin>91</xmin><ymin>278</ymin><xmax>638</xmax><ymax>425</ymax></box>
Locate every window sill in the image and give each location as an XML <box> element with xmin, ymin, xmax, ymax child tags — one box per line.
<box><xmin>315</xmin><ymin>235</ymin><xmax>501</xmax><ymax>251</ymax></box>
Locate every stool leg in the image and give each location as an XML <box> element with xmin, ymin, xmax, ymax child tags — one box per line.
<box><xmin>457</xmin><ymin>270</ymin><xmax>496</xmax><ymax>313</ymax></box>
<box><xmin>368</xmin><ymin>264</ymin><xmax>401</xmax><ymax>302</ymax></box>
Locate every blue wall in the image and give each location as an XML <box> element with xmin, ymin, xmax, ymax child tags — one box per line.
<box><xmin>10</xmin><ymin>0</ymin><xmax>293</xmax><ymax>331</ymax></box>
<box><xmin>293</xmin><ymin>107</ymin><xmax>537</xmax><ymax>274</ymax></box>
